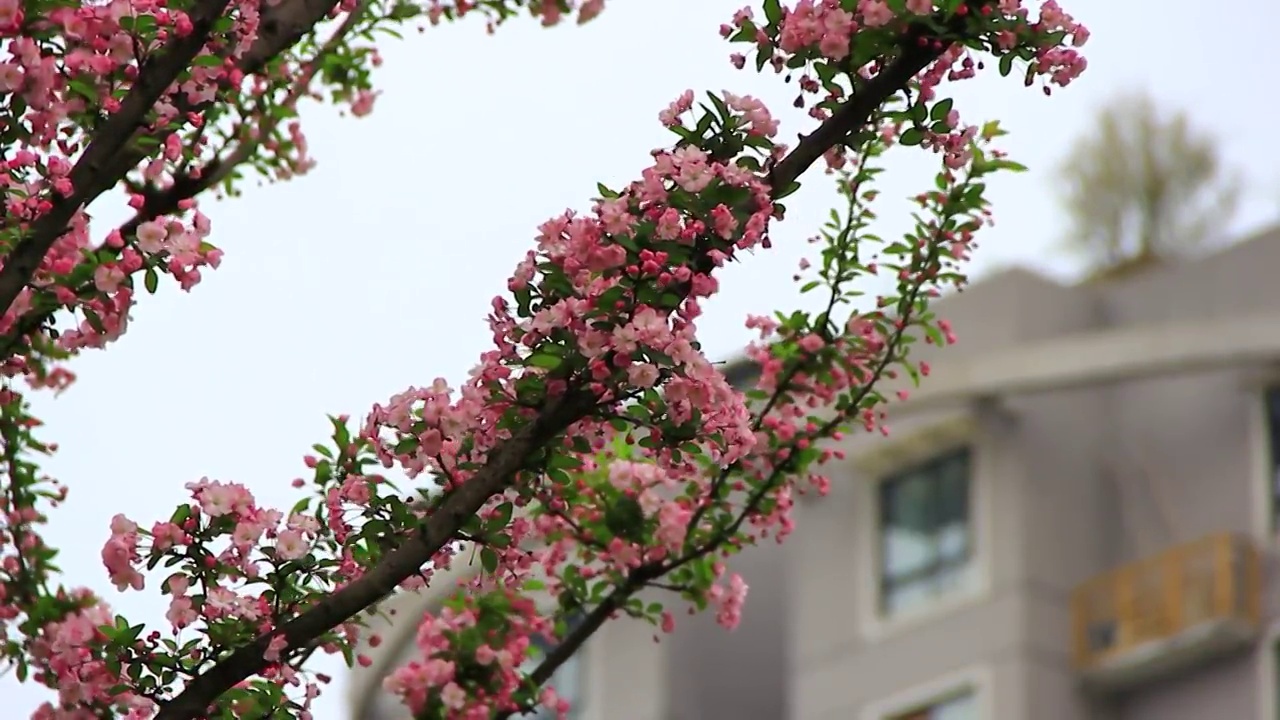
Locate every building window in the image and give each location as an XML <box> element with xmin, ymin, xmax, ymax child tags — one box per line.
<box><xmin>518</xmin><ymin>616</ymin><xmax>587</xmax><ymax>719</ymax></box>
<box><xmin>877</xmin><ymin>447</ymin><xmax>974</xmax><ymax>617</ymax></box>
<box><xmin>1266</xmin><ymin>387</ymin><xmax>1280</xmax><ymax>532</ymax></box>
<box><xmin>887</xmin><ymin>690</ymin><xmax>978</xmax><ymax>720</ymax></box>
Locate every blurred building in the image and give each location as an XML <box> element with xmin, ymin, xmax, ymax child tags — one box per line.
<box><xmin>350</xmin><ymin>225</ymin><xmax>1280</xmax><ymax>720</ymax></box>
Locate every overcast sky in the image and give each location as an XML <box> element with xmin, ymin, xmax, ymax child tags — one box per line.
<box><xmin>6</xmin><ymin>0</ymin><xmax>1279</xmax><ymax>717</ymax></box>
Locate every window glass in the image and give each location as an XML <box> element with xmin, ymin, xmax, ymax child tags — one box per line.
<box><xmin>878</xmin><ymin>448</ymin><xmax>974</xmax><ymax>615</ymax></box>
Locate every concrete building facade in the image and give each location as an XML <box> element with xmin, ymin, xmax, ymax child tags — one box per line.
<box><xmin>350</xmin><ymin>225</ymin><xmax>1280</xmax><ymax>720</ymax></box>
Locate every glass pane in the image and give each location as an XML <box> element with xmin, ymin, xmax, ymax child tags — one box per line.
<box><xmin>883</xmin><ymin>472</ymin><xmax>937</xmax><ymax>531</ymax></box>
<box><xmin>935</xmin><ymin>522</ymin><xmax>969</xmax><ymax>562</ymax></box>
<box><xmin>878</xmin><ymin>449</ymin><xmax>974</xmax><ymax>613</ymax></box>
<box><xmin>930</xmin><ymin>562</ymin><xmax>974</xmax><ymax>597</ymax></box>
<box><xmin>884</xmin><ymin>526</ymin><xmax>936</xmax><ymax>578</ymax></box>
<box><xmin>937</xmin><ymin>454</ymin><xmax>970</xmax><ymax>526</ymax></box>
<box><xmin>883</xmin><ymin>579</ymin><xmax>934</xmax><ymax>616</ymax></box>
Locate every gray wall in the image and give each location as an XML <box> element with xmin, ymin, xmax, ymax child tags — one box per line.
<box><xmin>781</xmin><ymin>226</ymin><xmax>1280</xmax><ymax>720</ymax></box>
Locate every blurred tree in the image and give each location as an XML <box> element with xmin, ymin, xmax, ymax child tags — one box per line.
<box><xmin>1057</xmin><ymin>92</ymin><xmax>1240</xmax><ymax>273</ymax></box>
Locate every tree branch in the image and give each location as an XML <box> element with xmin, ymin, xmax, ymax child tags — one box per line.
<box><xmin>154</xmin><ymin>390</ymin><xmax>598</xmax><ymax>720</ymax></box>
<box><xmin>0</xmin><ymin>0</ymin><xmax>345</xmax><ymax>324</ymax></box>
<box><xmin>491</xmin><ymin>570</ymin><xmax>651</xmax><ymax>720</ymax></box>
<box><xmin>0</xmin><ymin>0</ymin><xmax>350</xmax><ymax>363</ymax></box>
<box><xmin>160</xmin><ymin>25</ymin><xmax>948</xmax><ymax>720</ymax></box>
<box><xmin>768</xmin><ymin>42</ymin><xmax>937</xmax><ymax>191</ymax></box>
<box><xmin>0</xmin><ymin>1</ymin><xmax>233</xmax><ymax>318</ymax></box>
<box><xmin>499</xmin><ymin>37</ymin><xmax>951</xmax><ymax>719</ymax></box>
<box><xmin>243</xmin><ymin>0</ymin><xmax>345</xmax><ymax>75</ymax></box>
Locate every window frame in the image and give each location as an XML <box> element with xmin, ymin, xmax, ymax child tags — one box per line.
<box><xmin>876</xmin><ymin>447</ymin><xmax>975</xmax><ymax>616</ymax></box>
<box><xmin>858</xmin><ymin>665</ymin><xmax>992</xmax><ymax>720</ymax></box>
<box><xmin>852</xmin><ymin>413</ymin><xmax>995</xmax><ymax>642</ymax></box>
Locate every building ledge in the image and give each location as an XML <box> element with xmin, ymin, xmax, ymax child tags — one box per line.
<box><xmin>1080</xmin><ymin>617</ymin><xmax>1258</xmax><ymax>693</ymax></box>
<box><xmin>891</xmin><ymin>314</ymin><xmax>1280</xmax><ymax>418</ymax></box>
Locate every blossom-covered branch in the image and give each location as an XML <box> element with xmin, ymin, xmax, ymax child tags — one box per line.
<box><xmin>0</xmin><ymin>0</ymin><xmax>235</xmax><ymax>316</ymax></box>
<box><xmin>0</xmin><ymin>0</ymin><xmax>1089</xmax><ymax>718</ymax></box>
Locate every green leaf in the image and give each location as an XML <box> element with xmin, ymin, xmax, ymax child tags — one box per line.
<box><xmin>525</xmin><ymin>352</ymin><xmax>561</xmax><ymax>370</ymax></box>
<box><xmin>67</xmin><ymin>78</ymin><xmax>96</xmax><ymax>101</ymax></box>
<box><xmin>774</xmin><ymin>181</ymin><xmax>801</xmax><ymax>199</ymax></box>
<box><xmin>390</xmin><ymin>2</ymin><xmax>419</xmax><ymax>20</ymax></box>
<box><xmin>930</xmin><ymin>98</ymin><xmax>953</xmax><ymax>122</ymax></box>
<box><xmin>990</xmin><ymin>159</ymin><xmax>1029</xmax><ymax>173</ymax></box>
<box><xmin>548</xmin><ymin>453</ymin><xmax>583</xmax><ymax>471</ymax></box>
<box><xmin>485</xmin><ymin>502</ymin><xmax>514</xmax><ymax>534</ymax></box>
<box><xmin>83</xmin><ymin>309</ymin><xmax>105</xmax><ymax>334</ymax></box>
<box><xmin>706</xmin><ymin>92</ymin><xmax>729</xmax><ymax>122</ymax></box>
<box><xmin>563</xmin><ymin>564</ymin><xmax>587</xmax><ymax>595</ymax></box>
<box><xmin>144</xmin><ymin>268</ymin><xmax>159</xmax><ymax>294</ymax></box>
<box><xmin>899</xmin><ymin>127</ymin><xmax>926</xmax><ymax>146</ymax></box>
<box><xmin>763</xmin><ymin>0</ymin><xmax>782</xmax><ymax>25</ymax></box>
<box><xmin>605</xmin><ymin>496</ymin><xmax>646</xmax><ymax>542</ymax></box>
<box><xmin>998</xmin><ymin>53</ymin><xmax>1015</xmax><ymax>77</ymax></box>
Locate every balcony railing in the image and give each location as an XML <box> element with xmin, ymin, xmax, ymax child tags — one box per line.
<box><xmin>1070</xmin><ymin>533</ymin><xmax>1261</xmax><ymax>688</ymax></box>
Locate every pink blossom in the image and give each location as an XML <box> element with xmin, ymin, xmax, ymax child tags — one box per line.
<box><xmin>859</xmin><ymin>0</ymin><xmax>895</xmax><ymax>27</ymax></box>
<box><xmin>275</xmin><ymin>529</ymin><xmax>310</xmax><ymax>560</ymax></box>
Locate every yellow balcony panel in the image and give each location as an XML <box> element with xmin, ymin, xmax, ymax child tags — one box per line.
<box><xmin>1070</xmin><ymin>533</ymin><xmax>1261</xmax><ymax>693</ymax></box>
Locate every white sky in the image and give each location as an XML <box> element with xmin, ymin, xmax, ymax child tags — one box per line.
<box><xmin>5</xmin><ymin>0</ymin><xmax>1279</xmax><ymax>717</ymax></box>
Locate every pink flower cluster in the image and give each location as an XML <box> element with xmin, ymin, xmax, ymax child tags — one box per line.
<box><xmin>383</xmin><ymin>591</ymin><xmax>563</xmax><ymax>718</ymax></box>
<box><xmin>25</xmin><ymin>591</ymin><xmax>152</xmax><ymax>719</ymax></box>
<box><xmin>0</xmin><ymin>1</ymin><xmax>1091</xmax><ymax>718</ymax></box>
